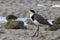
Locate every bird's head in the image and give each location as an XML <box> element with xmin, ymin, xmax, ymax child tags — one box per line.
<box><xmin>27</xmin><ymin>10</ymin><xmax>35</xmax><ymax>15</ymax></box>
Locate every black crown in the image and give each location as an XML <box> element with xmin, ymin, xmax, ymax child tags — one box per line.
<box><xmin>30</xmin><ymin>10</ymin><xmax>35</xmax><ymax>13</ymax></box>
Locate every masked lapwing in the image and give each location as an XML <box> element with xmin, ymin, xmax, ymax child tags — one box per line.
<box><xmin>27</xmin><ymin>10</ymin><xmax>53</xmax><ymax>37</ymax></box>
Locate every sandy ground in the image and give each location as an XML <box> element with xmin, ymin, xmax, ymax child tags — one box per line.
<box><xmin>0</xmin><ymin>0</ymin><xmax>60</xmax><ymax>40</ymax></box>
<box><xmin>0</xmin><ymin>23</ymin><xmax>60</xmax><ymax>40</ymax></box>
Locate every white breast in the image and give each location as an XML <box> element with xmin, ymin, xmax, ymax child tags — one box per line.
<box><xmin>33</xmin><ymin>20</ymin><xmax>40</xmax><ymax>25</ymax></box>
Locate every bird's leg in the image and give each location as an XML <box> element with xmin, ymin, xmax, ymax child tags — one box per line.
<box><xmin>32</xmin><ymin>25</ymin><xmax>39</xmax><ymax>37</ymax></box>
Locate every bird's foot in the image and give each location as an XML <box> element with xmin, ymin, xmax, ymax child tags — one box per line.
<box><xmin>31</xmin><ymin>34</ymin><xmax>39</xmax><ymax>37</ymax></box>
<box><xmin>31</xmin><ymin>26</ymin><xmax>39</xmax><ymax>37</ymax></box>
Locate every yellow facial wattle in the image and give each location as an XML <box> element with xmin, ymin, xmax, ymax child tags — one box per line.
<box><xmin>27</xmin><ymin>11</ymin><xmax>32</xmax><ymax>14</ymax></box>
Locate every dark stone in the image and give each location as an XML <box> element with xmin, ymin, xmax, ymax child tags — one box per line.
<box><xmin>5</xmin><ymin>21</ymin><xmax>27</xmax><ymax>29</ymax></box>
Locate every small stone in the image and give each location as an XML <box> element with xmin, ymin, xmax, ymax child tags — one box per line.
<box><xmin>47</xmin><ymin>24</ymin><xmax>60</xmax><ymax>31</ymax></box>
<box><xmin>5</xmin><ymin>21</ymin><xmax>27</xmax><ymax>29</ymax></box>
<box><xmin>26</xmin><ymin>19</ymin><xmax>35</xmax><ymax>25</ymax></box>
<box><xmin>52</xmin><ymin>17</ymin><xmax>60</xmax><ymax>25</ymax></box>
<box><xmin>6</xmin><ymin>15</ymin><xmax>18</xmax><ymax>21</ymax></box>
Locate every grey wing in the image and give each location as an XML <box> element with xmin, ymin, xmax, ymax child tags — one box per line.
<box><xmin>34</xmin><ymin>14</ymin><xmax>51</xmax><ymax>26</ymax></box>
<box><xmin>34</xmin><ymin>14</ymin><xmax>45</xmax><ymax>24</ymax></box>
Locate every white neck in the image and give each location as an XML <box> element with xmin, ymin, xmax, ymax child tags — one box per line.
<box><xmin>30</xmin><ymin>13</ymin><xmax>34</xmax><ymax>18</ymax></box>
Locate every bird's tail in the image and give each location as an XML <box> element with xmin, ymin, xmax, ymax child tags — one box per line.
<box><xmin>46</xmin><ymin>19</ymin><xmax>53</xmax><ymax>27</ymax></box>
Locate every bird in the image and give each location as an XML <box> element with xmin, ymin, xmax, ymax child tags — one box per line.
<box><xmin>27</xmin><ymin>9</ymin><xmax>53</xmax><ymax>37</ymax></box>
